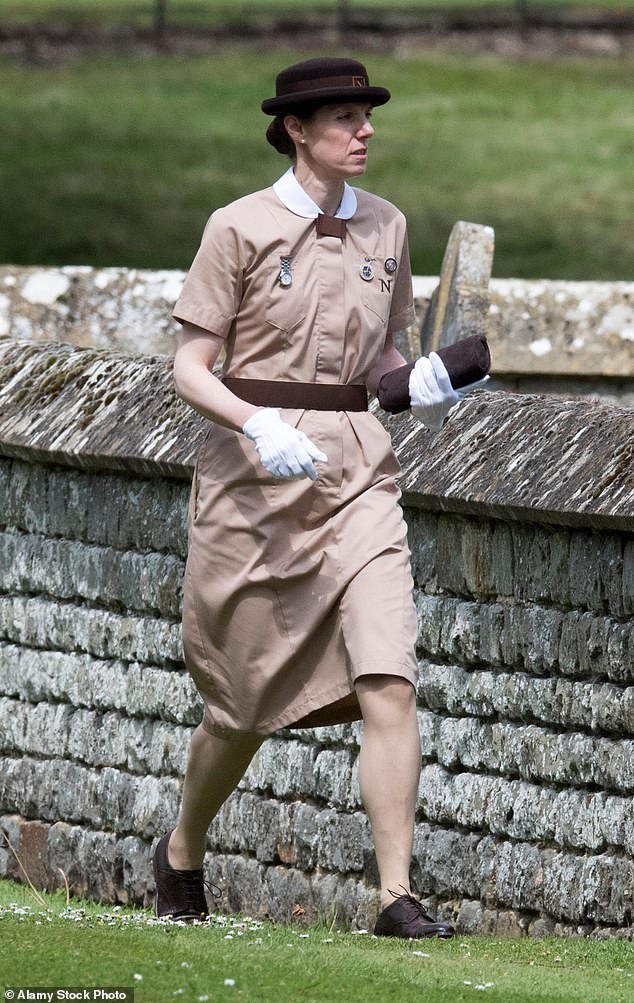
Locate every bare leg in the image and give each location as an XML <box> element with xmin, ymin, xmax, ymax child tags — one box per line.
<box><xmin>167</xmin><ymin>723</ymin><xmax>263</xmax><ymax>870</ymax></box>
<box><xmin>355</xmin><ymin>675</ymin><xmax>421</xmax><ymax>909</ymax></box>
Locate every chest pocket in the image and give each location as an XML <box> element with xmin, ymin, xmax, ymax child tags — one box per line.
<box><xmin>264</xmin><ymin>254</ymin><xmax>307</xmax><ymax>337</ymax></box>
<box><xmin>362</xmin><ymin>255</ymin><xmax>392</xmax><ymax>326</ymax></box>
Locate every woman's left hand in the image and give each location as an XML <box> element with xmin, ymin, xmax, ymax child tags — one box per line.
<box><xmin>409</xmin><ymin>353</ymin><xmax>488</xmax><ymax>431</ymax></box>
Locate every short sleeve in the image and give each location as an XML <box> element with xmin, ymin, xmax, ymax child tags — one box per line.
<box><xmin>172</xmin><ymin>207</ymin><xmax>245</xmax><ymax>339</ymax></box>
<box><xmin>387</xmin><ymin>222</ymin><xmax>416</xmax><ymax>336</ymax></box>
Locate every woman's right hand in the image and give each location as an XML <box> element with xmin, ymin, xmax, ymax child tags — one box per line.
<box><xmin>243</xmin><ymin>408</ymin><xmax>327</xmax><ymax>481</ymax></box>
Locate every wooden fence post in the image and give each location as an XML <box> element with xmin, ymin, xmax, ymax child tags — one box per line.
<box><xmin>154</xmin><ymin>0</ymin><xmax>168</xmax><ymax>48</ymax></box>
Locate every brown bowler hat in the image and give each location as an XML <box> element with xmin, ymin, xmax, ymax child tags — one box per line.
<box><xmin>261</xmin><ymin>57</ymin><xmax>390</xmax><ymax>115</ymax></box>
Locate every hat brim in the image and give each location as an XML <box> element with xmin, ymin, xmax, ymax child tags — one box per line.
<box><xmin>261</xmin><ymin>86</ymin><xmax>390</xmax><ymax>116</ymax></box>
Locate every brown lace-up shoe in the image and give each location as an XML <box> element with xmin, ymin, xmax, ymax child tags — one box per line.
<box><xmin>153</xmin><ymin>831</ymin><xmax>209</xmax><ymax>923</ymax></box>
<box><xmin>374</xmin><ymin>890</ymin><xmax>455</xmax><ymax>940</ymax></box>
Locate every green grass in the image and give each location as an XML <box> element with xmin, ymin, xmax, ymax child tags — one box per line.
<box><xmin>0</xmin><ymin>49</ymin><xmax>632</xmax><ymax>278</ymax></box>
<box><xmin>1</xmin><ymin>880</ymin><xmax>633</xmax><ymax>1002</ymax></box>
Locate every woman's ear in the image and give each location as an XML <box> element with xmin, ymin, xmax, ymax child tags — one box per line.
<box><xmin>283</xmin><ymin>114</ymin><xmax>304</xmax><ymax>146</ymax></box>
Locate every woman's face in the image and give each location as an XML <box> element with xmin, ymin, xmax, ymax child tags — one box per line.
<box><xmin>287</xmin><ymin>102</ymin><xmax>375</xmax><ymax>181</ymax></box>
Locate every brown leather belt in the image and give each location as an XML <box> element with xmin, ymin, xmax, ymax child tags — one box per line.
<box><xmin>223</xmin><ymin>377</ymin><xmax>368</xmax><ymax>412</ymax></box>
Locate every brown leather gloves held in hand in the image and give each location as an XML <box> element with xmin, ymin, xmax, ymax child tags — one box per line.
<box><xmin>377</xmin><ymin>334</ymin><xmax>491</xmax><ymax>416</ymax></box>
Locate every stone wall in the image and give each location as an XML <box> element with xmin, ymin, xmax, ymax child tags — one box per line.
<box><xmin>2</xmin><ymin>265</ymin><xmax>633</xmax><ymax>403</ymax></box>
<box><xmin>1</xmin><ymin>339</ymin><xmax>633</xmax><ymax>936</ymax></box>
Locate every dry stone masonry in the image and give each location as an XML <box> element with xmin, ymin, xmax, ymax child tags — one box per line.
<box><xmin>0</xmin><ymin>271</ymin><xmax>633</xmax><ymax>937</ymax></box>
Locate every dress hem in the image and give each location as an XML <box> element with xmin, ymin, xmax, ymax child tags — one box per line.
<box><xmin>198</xmin><ymin>658</ymin><xmax>418</xmax><ymax>740</ymax></box>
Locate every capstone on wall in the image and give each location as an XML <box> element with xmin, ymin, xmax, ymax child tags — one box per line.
<box><xmin>0</xmin><ymin>340</ymin><xmax>633</xmax><ymax>937</ymax></box>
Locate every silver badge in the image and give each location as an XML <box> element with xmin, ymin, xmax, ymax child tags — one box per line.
<box><xmin>360</xmin><ymin>257</ymin><xmax>375</xmax><ymax>282</ymax></box>
<box><xmin>384</xmin><ymin>257</ymin><xmax>398</xmax><ymax>274</ymax></box>
<box><xmin>278</xmin><ymin>256</ymin><xmax>292</xmax><ymax>288</ymax></box>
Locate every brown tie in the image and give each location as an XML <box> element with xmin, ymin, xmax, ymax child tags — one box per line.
<box><xmin>316</xmin><ymin>214</ymin><xmax>346</xmax><ymax>239</ymax></box>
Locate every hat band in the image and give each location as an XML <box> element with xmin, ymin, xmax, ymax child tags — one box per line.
<box><xmin>279</xmin><ymin>73</ymin><xmax>370</xmax><ymax>96</ymax></box>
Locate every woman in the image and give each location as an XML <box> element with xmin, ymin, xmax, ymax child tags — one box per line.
<box><xmin>154</xmin><ymin>57</ymin><xmax>472</xmax><ymax>938</ymax></box>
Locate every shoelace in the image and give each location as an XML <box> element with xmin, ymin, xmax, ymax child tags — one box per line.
<box><xmin>387</xmin><ymin>886</ymin><xmax>434</xmax><ymax>922</ymax></box>
<box><xmin>158</xmin><ymin>870</ymin><xmax>219</xmax><ymax>918</ymax></box>
<box><xmin>180</xmin><ymin>870</ymin><xmax>208</xmax><ymax>914</ymax></box>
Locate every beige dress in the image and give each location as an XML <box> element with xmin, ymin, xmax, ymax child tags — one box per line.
<box><xmin>173</xmin><ymin>176</ymin><xmax>419</xmax><ymax>739</ymax></box>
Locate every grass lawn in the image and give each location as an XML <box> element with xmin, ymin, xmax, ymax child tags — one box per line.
<box><xmin>0</xmin><ymin>48</ymin><xmax>632</xmax><ymax>279</ymax></box>
<box><xmin>1</xmin><ymin>879</ymin><xmax>633</xmax><ymax>1002</ymax></box>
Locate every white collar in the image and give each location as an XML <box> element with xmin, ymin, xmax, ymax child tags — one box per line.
<box><xmin>273</xmin><ymin>166</ymin><xmax>357</xmax><ymax>220</ymax></box>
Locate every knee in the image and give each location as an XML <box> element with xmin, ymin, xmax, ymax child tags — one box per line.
<box><xmin>192</xmin><ymin>722</ymin><xmax>263</xmax><ymax>758</ymax></box>
<box><xmin>355</xmin><ymin>675</ymin><xmax>416</xmax><ymax>727</ymax></box>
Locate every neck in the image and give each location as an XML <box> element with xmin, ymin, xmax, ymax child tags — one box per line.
<box><xmin>293</xmin><ymin>165</ymin><xmax>345</xmax><ymax>216</ymax></box>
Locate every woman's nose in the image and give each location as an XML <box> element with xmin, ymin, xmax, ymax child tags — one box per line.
<box><xmin>359</xmin><ymin>119</ymin><xmax>374</xmax><ymax>138</ymax></box>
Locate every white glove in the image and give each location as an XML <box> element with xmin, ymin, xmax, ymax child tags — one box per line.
<box><xmin>409</xmin><ymin>352</ymin><xmax>489</xmax><ymax>431</ymax></box>
<box><xmin>243</xmin><ymin>408</ymin><xmax>327</xmax><ymax>481</ymax></box>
